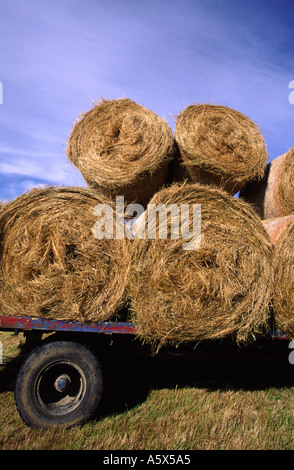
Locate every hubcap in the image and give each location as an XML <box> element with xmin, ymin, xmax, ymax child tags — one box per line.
<box><xmin>54</xmin><ymin>374</ymin><xmax>71</xmax><ymax>392</ymax></box>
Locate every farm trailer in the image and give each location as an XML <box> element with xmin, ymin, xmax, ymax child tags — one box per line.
<box><xmin>0</xmin><ymin>314</ymin><xmax>292</xmax><ymax>429</ymax></box>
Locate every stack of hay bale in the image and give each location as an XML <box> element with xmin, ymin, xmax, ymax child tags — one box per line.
<box><xmin>0</xmin><ymin>98</ymin><xmax>176</xmax><ymax>324</ymax></box>
<box><xmin>0</xmin><ymin>97</ymin><xmax>291</xmax><ymax>347</ymax></box>
<box><xmin>129</xmin><ymin>103</ymin><xmax>274</xmax><ymax>348</ymax></box>
<box><xmin>240</xmin><ymin>146</ymin><xmax>294</xmax><ymax>340</ymax></box>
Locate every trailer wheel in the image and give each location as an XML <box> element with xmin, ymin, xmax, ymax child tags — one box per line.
<box><xmin>15</xmin><ymin>341</ymin><xmax>103</xmax><ymax>429</ymax></box>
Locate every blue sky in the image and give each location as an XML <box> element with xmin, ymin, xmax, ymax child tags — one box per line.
<box><xmin>0</xmin><ymin>0</ymin><xmax>293</xmax><ymax>201</ymax></box>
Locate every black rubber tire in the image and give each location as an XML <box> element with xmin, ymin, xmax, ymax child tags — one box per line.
<box><xmin>14</xmin><ymin>341</ymin><xmax>103</xmax><ymax>429</ymax></box>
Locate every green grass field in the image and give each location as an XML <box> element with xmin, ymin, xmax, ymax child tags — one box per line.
<box><xmin>0</xmin><ymin>330</ymin><xmax>293</xmax><ymax>450</ymax></box>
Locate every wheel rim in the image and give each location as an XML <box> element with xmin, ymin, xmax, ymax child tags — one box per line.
<box><xmin>35</xmin><ymin>361</ymin><xmax>87</xmax><ymax>416</ymax></box>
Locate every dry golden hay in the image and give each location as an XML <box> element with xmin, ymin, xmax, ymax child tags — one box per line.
<box><xmin>174</xmin><ymin>104</ymin><xmax>268</xmax><ymax>195</ymax></box>
<box><xmin>66</xmin><ymin>98</ymin><xmax>176</xmax><ymax>207</ymax></box>
<box><xmin>0</xmin><ymin>186</ymin><xmax>131</xmax><ymax>322</ymax></box>
<box><xmin>240</xmin><ymin>147</ymin><xmax>294</xmax><ymax>219</ymax></box>
<box><xmin>129</xmin><ymin>182</ymin><xmax>273</xmax><ymax>348</ymax></box>
<box><xmin>263</xmin><ymin>215</ymin><xmax>294</xmax><ymax>338</ymax></box>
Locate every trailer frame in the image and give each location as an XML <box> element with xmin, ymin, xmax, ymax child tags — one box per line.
<box><xmin>0</xmin><ymin>314</ymin><xmax>292</xmax><ymax>429</ymax></box>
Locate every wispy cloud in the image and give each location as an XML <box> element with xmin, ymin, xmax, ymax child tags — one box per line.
<box><xmin>0</xmin><ymin>0</ymin><xmax>293</xmax><ymax>200</ymax></box>
<box><xmin>0</xmin><ymin>151</ymin><xmax>84</xmax><ymax>184</ymax></box>
<box><xmin>0</xmin><ymin>174</ymin><xmax>56</xmax><ymax>202</ymax></box>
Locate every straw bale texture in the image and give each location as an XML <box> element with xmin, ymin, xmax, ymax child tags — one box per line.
<box><xmin>263</xmin><ymin>215</ymin><xmax>294</xmax><ymax>338</ymax></box>
<box><xmin>240</xmin><ymin>147</ymin><xmax>294</xmax><ymax>219</ymax></box>
<box><xmin>174</xmin><ymin>104</ymin><xmax>268</xmax><ymax>194</ymax></box>
<box><xmin>66</xmin><ymin>98</ymin><xmax>175</xmax><ymax>207</ymax></box>
<box><xmin>129</xmin><ymin>183</ymin><xmax>273</xmax><ymax>348</ymax></box>
<box><xmin>0</xmin><ymin>187</ymin><xmax>130</xmax><ymax>322</ymax></box>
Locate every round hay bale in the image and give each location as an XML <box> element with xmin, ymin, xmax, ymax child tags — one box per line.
<box><xmin>240</xmin><ymin>147</ymin><xmax>294</xmax><ymax>219</ymax></box>
<box><xmin>263</xmin><ymin>215</ymin><xmax>294</xmax><ymax>338</ymax></box>
<box><xmin>129</xmin><ymin>183</ymin><xmax>273</xmax><ymax>348</ymax></box>
<box><xmin>174</xmin><ymin>104</ymin><xmax>268</xmax><ymax>194</ymax></box>
<box><xmin>0</xmin><ymin>187</ymin><xmax>130</xmax><ymax>322</ymax></box>
<box><xmin>66</xmin><ymin>98</ymin><xmax>175</xmax><ymax>207</ymax></box>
